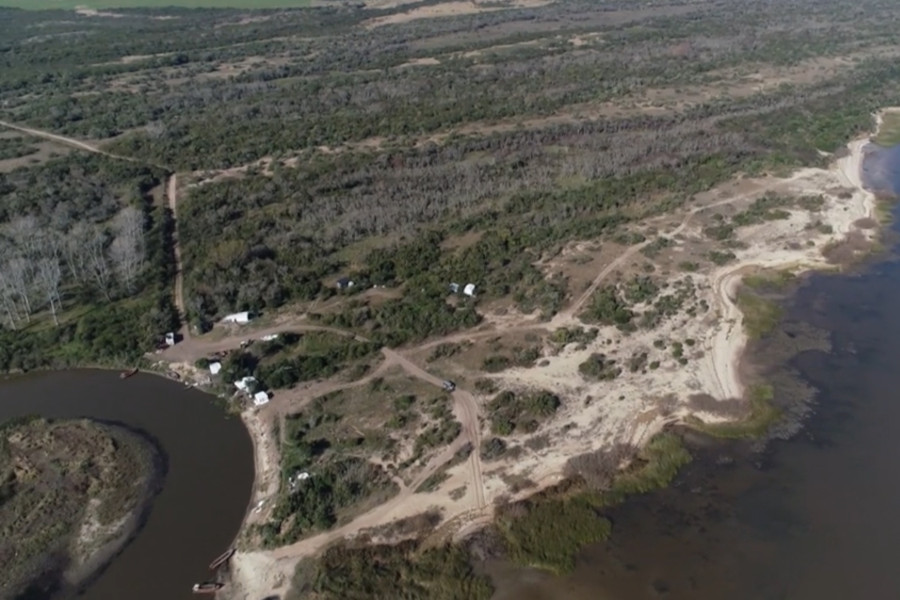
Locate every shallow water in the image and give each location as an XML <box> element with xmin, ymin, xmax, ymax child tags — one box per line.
<box><xmin>860</xmin><ymin>141</ymin><xmax>900</xmax><ymax>195</ymax></box>
<box><xmin>491</xmin><ymin>155</ymin><xmax>900</xmax><ymax>599</ymax></box>
<box><xmin>0</xmin><ymin>370</ymin><xmax>254</xmax><ymax>600</ymax></box>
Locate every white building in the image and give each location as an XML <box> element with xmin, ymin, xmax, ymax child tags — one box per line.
<box><xmin>463</xmin><ymin>283</ymin><xmax>476</xmax><ymax>297</ymax></box>
<box><xmin>222</xmin><ymin>311</ymin><xmax>251</xmax><ymax>324</ymax></box>
<box><xmin>234</xmin><ymin>376</ymin><xmax>258</xmax><ymax>392</ymax></box>
<box><xmin>209</xmin><ymin>361</ymin><xmax>222</xmax><ymax>375</ymax></box>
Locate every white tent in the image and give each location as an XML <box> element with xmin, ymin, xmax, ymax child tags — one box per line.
<box><xmin>253</xmin><ymin>391</ymin><xmax>270</xmax><ymax>406</ymax></box>
<box><xmin>463</xmin><ymin>283</ymin><xmax>476</xmax><ymax>297</ymax></box>
<box><xmin>222</xmin><ymin>311</ymin><xmax>251</xmax><ymax>324</ymax></box>
<box><xmin>209</xmin><ymin>362</ymin><xmax>222</xmax><ymax>375</ymax></box>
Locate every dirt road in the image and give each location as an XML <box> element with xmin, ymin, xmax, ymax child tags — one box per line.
<box><xmin>0</xmin><ymin>120</ymin><xmax>109</xmax><ymax>155</ymax></box>
<box><xmin>167</xmin><ymin>174</ymin><xmax>190</xmax><ymax>340</ymax></box>
<box><xmin>158</xmin><ymin>322</ymin><xmax>369</xmax><ymax>363</ymax></box>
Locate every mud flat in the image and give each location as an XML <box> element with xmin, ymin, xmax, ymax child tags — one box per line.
<box><xmin>0</xmin><ymin>417</ymin><xmax>163</xmax><ymax>599</ymax></box>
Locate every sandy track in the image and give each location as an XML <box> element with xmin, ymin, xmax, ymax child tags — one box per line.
<box><xmin>556</xmin><ymin>181</ymin><xmax>811</xmax><ymax>326</ymax></box>
<box><xmin>241</xmin><ymin>351</ymin><xmax>405</xmax><ymax>528</ymax></box>
<box><xmin>384</xmin><ymin>349</ymin><xmax>487</xmax><ymax>509</ymax></box>
<box><xmin>229</xmin><ymin>346</ymin><xmax>487</xmax><ymax>599</ymax></box>
<box><xmin>266</xmin><ymin>419</ymin><xmax>472</xmax><ymax>562</ymax></box>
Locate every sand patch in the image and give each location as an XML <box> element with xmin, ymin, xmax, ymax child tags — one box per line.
<box><xmin>364</xmin><ymin>0</ymin><xmax>554</xmax><ymax>28</ymax></box>
<box><xmin>74</xmin><ymin>6</ymin><xmax>125</xmax><ymax>18</ymax></box>
<box><xmin>396</xmin><ymin>56</ymin><xmax>442</xmax><ymax>68</ymax></box>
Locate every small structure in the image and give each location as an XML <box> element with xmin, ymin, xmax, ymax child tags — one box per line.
<box><xmin>208</xmin><ymin>362</ymin><xmax>222</xmax><ymax>376</ymax></box>
<box><xmin>261</xmin><ymin>333</ymin><xmax>279</xmax><ymax>342</ymax></box>
<box><xmin>463</xmin><ymin>283</ymin><xmax>476</xmax><ymax>297</ymax></box>
<box><xmin>449</xmin><ymin>282</ymin><xmax>460</xmax><ymax>294</ymax></box>
<box><xmin>336</xmin><ymin>277</ymin><xmax>355</xmax><ymax>290</ymax></box>
<box><xmin>165</xmin><ymin>332</ymin><xmax>176</xmax><ymax>346</ymax></box>
<box><xmin>253</xmin><ymin>391</ymin><xmax>270</xmax><ymax>407</ymax></box>
<box><xmin>288</xmin><ymin>470</ymin><xmax>311</xmax><ymax>492</ymax></box>
<box><xmin>234</xmin><ymin>376</ymin><xmax>258</xmax><ymax>393</ymax></box>
<box><xmin>222</xmin><ymin>311</ymin><xmax>251</xmax><ymax>324</ymax></box>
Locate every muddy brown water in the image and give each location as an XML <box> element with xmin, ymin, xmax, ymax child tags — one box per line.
<box><xmin>0</xmin><ymin>370</ymin><xmax>254</xmax><ymax>600</ymax></box>
<box><xmin>489</xmin><ymin>147</ymin><xmax>900</xmax><ymax>599</ymax></box>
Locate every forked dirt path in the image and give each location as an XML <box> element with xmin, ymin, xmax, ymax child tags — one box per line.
<box><xmin>383</xmin><ymin>349</ymin><xmax>486</xmax><ymax>509</ymax></box>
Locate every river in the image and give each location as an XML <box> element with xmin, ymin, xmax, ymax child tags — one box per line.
<box><xmin>0</xmin><ymin>369</ymin><xmax>254</xmax><ymax>600</ymax></box>
<box><xmin>491</xmin><ymin>141</ymin><xmax>900</xmax><ymax>600</ymax></box>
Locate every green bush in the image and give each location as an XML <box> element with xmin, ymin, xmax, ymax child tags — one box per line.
<box><xmin>486</xmin><ymin>390</ymin><xmax>560</xmax><ymax>436</ymax></box>
<box><xmin>578</xmin><ymin>353</ymin><xmax>620</xmax><ymax>381</ymax></box>
<box><xmin>581</xmin><ymin>287</ymin><xmax>633</xmax><ymax>326</ymax></box>
<box><xmin>288</xmin><ymin>541</ymin><xmax>493</xmax><ymax>600</ymax></box>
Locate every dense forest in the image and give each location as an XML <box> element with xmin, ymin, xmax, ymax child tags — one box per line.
<box><xmin>1</xmin><ymin>0</ymin><xmax>899</xmax><ymax>359</ymax></box>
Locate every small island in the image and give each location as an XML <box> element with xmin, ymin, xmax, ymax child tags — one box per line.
<box><xmin>0</xmin><ymin>417</ymin><xmax>163</xmax><ymax>599</ymax></box>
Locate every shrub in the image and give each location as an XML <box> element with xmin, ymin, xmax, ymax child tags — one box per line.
<box><xmin>578</xmin><ymin>353</ymin><xmax>620</xmax><ymax>381</ymax></box>
<box><xmin>486</xmin><ymin>390</ymin><xmax>561</xmax><ymax>436</ymax></box>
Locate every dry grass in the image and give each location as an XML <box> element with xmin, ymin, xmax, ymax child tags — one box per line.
<box><xmin>874</xmin><ymin>110</ymin><xmax>900</xmax><ymax>147</ymax></box>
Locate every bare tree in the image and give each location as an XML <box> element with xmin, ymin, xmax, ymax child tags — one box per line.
<box><xmin>109</xmin><ymin>207</ymin><xmax>145</xmax><ymax>294</ymax></box>
<box><xmin>85</xmin><ymin>231</ymin><xmax>112</xmax><ymax>301</ymax></box>
<box><xmin>63</xmin><ymin>222</ymin><xmax>92</xmax><ymax>284</ymax></box>
<box><xmin>5</xmin><ymin>257</ymin><xmax>34</xmax><ymax>322</ymax></box>
<box><xmin>35</xmin><ymin>257</ymin><xmax>62</xmax><ymax>326</ymax></box>
<box><xmin>0</xmin><ymin>264</ymin><xmax>22</xmax><ymax>330</ymax></box>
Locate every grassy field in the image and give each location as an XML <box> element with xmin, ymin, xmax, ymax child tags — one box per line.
<box><xmin>0</xmin><ymin>0</ymin><xmax>310</xmax><ymax>9</ymax></box>
<box><xmin>874</xmin><ymin>111</ymin><xmax>900</xmax><ymax>147</ymax></box>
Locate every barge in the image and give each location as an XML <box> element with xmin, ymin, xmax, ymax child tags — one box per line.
<box><xmin>192</xmin><ymin>582</ymin><xmax>224</xmax><ymax>594</ymax></box>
